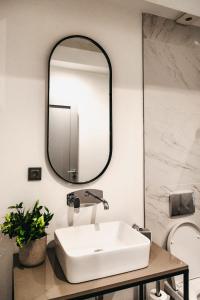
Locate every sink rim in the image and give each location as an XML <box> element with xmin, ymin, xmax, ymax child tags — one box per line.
<box><xmin>55</xmin><ymin>220</ymin><xmax>150</xmax><ymax>258</ymax></box>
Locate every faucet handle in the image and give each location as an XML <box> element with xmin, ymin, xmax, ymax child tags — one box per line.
<box><xmin>67</xmin><ymin>193</ymin><xmax>80</xmax><ymax>207</ymax></box>
<box><xmin>67</xmin><ymin>192</ymin><xmax>74</xmax><ymax>206</ymax></box>
<box><xmin>67</xmin><ymin>193</ymin><xmax>80</xmax><ymax>214</ymax></box>
<box><xmin>73</xmin><ymin>197</ymin><xmax>80</xmax><ymax>213</ymax></box>
<box><xmin>73</xmin><ymin>197</ymin><xmax>80</xmax><ymax>209</ymax></box>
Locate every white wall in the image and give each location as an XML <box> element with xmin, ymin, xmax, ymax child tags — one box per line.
<box><xmin>0</xmin><ymin>1</ymin><xmax>144</xmax><ymax>299</ymax></box>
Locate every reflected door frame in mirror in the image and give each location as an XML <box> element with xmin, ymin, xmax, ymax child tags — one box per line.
<box><xmin>47</xmin><ymin>35</ymin><xmax>112</xmax><ymax>184</ymax></box>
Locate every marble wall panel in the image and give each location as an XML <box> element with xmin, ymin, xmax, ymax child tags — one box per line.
<box><xmin>144</xmin><ymin>13</ymin><xmax>200</xmax><ymax>246</ymax></box>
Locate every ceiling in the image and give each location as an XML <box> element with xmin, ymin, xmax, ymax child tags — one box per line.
<box><xmin>107</xmin><ymin>0</ymin><xmax>180</xmax><ymax>19</ymax></box>
<box><xmin>146</xmin><ymin>0</ymin><xmax>200</xmax><ymax>17</ymax></box>
<box><xmin>107</xmin><ymin>0</ymin><xmax>200</xmax><ymax>21</ymax></box>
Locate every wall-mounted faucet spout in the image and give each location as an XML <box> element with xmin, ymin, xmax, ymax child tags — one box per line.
<box><xmin>85</xmin><ymin>190</ymin><xmax>109</xmax><ymax>210</ymax></box>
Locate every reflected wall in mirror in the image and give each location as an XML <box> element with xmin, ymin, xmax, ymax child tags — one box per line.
<box><xmin>48</xmin><ymin>36</ymin><xmax>112</xmax><ymax>184</ymax></box>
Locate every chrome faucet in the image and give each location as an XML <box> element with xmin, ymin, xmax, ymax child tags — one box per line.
<box><xmin>84</xmin><ymin>191</ymin><xmax>109</xmax><ymax>210</ymax></box>
<box><xmin>67</xmin><ymin>189</ymin><xmax>109</xmax><ymax>213</ymax></box>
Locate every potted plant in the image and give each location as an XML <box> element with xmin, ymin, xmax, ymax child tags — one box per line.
<box><xmin>0</xmin><ymin>200</ymin><xmax>53</xmax><ymax>267</ymax></box>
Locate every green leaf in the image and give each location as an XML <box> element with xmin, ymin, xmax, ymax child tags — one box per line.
<box><xmin>44</xmin><ymin>207</ymin><xmax>49</xmax><ymax>212</ymax></box>
<box><xmin>0</xmin><ymin>200</ymin><xmax>53</xmax><ymax>247</ymax></box>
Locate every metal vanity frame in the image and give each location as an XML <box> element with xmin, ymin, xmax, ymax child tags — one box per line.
<box><xmin>71</xmin><ymin>269</ymin><xmax>189</xmax><ymax>300</ymax></box>
<box><xmin>13</xmin><ymin>243</ymin><xmax>189</xmax><ymax>300</ymax></box>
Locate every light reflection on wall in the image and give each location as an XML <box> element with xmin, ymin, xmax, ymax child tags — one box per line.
<box><xmin>50</xmin><ymin>65</ymin><xmax>109</xmax><ymax>181</ymax></box>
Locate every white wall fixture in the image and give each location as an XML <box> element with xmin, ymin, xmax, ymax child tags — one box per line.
<box><xmin>55</xmin><ymin>221</ymin><xmax>150</xmax><ymax>283</ymax></box>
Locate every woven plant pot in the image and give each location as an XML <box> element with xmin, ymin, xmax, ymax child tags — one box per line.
<box><xmin>19</xmin><ymin>235</ymin><xmax>47</xmax><ymax>267</ymax></box>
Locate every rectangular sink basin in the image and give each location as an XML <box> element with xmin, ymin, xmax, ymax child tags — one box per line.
<box><xmin>54</xmin><ymin>221</ymin><xmax>150</xmax><ymax>283</ymax></box>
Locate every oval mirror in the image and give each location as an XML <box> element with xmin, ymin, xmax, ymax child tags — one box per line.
<box><xmin>47</xmin><ymin>36</ymin><xmax>112</xmax><ymax>184</ymax></box>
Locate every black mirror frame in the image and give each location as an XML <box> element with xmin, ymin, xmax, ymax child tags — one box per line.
<box><xmin>47</xmin><ymin>35</ymin><xmax>112</xmax><ymax>184</ymax></box>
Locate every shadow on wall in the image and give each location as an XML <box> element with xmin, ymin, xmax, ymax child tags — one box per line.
<box><xmin>0</xmin><ymin>234</ymin><xmax>15</xmax><ymax>300</ymax></box>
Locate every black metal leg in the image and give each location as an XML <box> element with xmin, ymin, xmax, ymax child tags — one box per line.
<box><xmin>95</xmin><ymin>296</ymin><xmax>103</xmax><ymax>300</ymax></box>
<box><xmin>139</xmin><ymin>284</ymin><xmax>144</xmax><ymax>300</ymax></box>
<box><xmin>183</xmin><ymin>269</ymin><xmax>189</xmax><ymax>300</ymax></box>
<box><xmin>143</xmin><ymin>284</ymin><xmax>147</xmax><ymax>300</ymax></box>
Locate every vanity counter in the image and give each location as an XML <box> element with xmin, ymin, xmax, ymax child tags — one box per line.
<box><xmin>13</xmin><ymin>242</ymin><xmax>188</xmax><ymax>300</ymax></box>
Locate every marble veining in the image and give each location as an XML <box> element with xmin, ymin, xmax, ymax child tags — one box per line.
<box><xmin>144</xmin><ymin>14</ymin><xmax>200</xmax><ymax>246</ymax></box>
<box><xmin>143</xmin><ymin>14</ymin><xmax>200</xmax><ymax>47</ymax></box>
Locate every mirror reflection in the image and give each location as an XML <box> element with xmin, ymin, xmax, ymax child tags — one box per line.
<box><xmin>48</xmin><ymin>36</ymin><xmax>112</xmax><ymax>183</ymax></box>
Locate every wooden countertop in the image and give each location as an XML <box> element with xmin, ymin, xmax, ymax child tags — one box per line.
<box><xmin>13</xmin><ymin>242</ymin><xmax>188</xmax><ymax>300</ymax></box>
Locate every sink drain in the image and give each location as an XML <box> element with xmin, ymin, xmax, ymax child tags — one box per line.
<box><xmin>94</xmin><ymin>249</ymin><xmax>103</xmax><ymax>252</ymax></box>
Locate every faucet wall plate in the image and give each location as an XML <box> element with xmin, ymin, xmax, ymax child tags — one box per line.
<box><xmin>67</xmin><ymin>189</ymin><xmax>104</xmax><ymax>206</ymax></box>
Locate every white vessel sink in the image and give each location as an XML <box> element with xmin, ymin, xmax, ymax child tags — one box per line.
<box><xmin>54</xmin><ymin>221</ymin><xmax>150</xmax><ymax>283</ymax></box>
